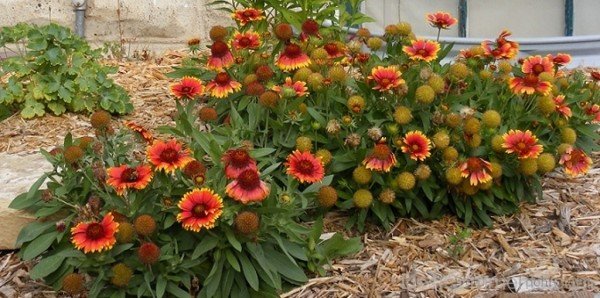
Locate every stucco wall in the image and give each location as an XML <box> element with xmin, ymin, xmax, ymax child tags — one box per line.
<box><xmin>0</xmin><ymin>0</ymin><xmax>232</xmax><ymax>52</ymax></box>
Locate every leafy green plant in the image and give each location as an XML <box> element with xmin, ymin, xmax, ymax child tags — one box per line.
<box><xmin>0</xmin><ymin>23</ymin><xmax>133</xmax><ymax>119</ymax></box>
<box><xmin>447</xmin><ymin>227</ymin><xmax>471</xmax><ymax>258</ymax></box>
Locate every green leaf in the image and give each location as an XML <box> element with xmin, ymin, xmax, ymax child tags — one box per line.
<box><xmin>225</xmin><ymin>229</ymin><xmax>242</xmax><ymax>252</ymax></box>
<box><xmin>15</xmin><ymin>221</ymin><xmax>55</xmax><ymax>246</ymax></box>
<box><xmin>167</xmin><ymin>283</ymin><xmax>190</xmax><ymax>298</ymax></box>
<box><xmin>192</xmin><ymin>235</ymin><xmax>219</xmax><ymax>259</ymax></box>
<box><xmin>225</xmin><ymin>249</ymin><xmax>241</xmax><ymax>272</ymax></box>
<box><xmin>47</xmin><ymin>102</ymin><xmax>66</xmax><ymax>115</ymax></box>
<box><xmin>22</xmin><ymin>231</ymin><xmax>57</xmax><ymax>260</ymax></box>
<box><xmin>29</xmin><ymin>254</ymin><xmax>64</xmax><ymax>279</ymax></box>
<box><xmin>20</xmin><ymin>100</ymin><xmax>45</xmax><ymax>118</ymax></box>
<box><xmin>263</xmin><ymin>246</ymin><xmax>307</xmax><ymax>283</ymax></box>
<box><xmin>156</xmin><ymin>275</ymin><xmax>167</xmax><ymax>298</ymax></box>
<box><xmin>238</xmin><ymin>252</ymin><xmax>259</xmax><ymax>291</ymax></box>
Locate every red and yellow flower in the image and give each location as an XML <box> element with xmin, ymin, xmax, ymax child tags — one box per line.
<box><xmin>362</xmin><ymin>143</ymin><xmax>397</xmax><ymax>172</ymax></box>
<box><xmin>147</xmin><ymin>139</ymin><xmax>193</xmax><ymax>173</ymax></box>
<box><xmin>222</xmin><ymin>148</ymin><xmax>258</xmax><ymax>179</ymax></box>
<box><xmin>106</xmin><ymin>165</ymin><xmax>153</xmax><ymax>195</ymax></box>
<box><xmin>591</xmin><ymin>71</ymin><xmax>600</xmax><ymax>81</ymax></box>
<box><xmin>170</xmin><ymin>76</ymin><xmax>204</xmax><ymax>99</ymax></box>
<box><xmin>553</xmin><ymin>95</ymin><xmax>572</xmax><ymax>119</ymax></box>
<box><xmin>508</xmin><ymin>74</ymin><xmax>552</xmax><ymax>96</ymax></box>
<box><xmin>232</xmin><ymin>8</ymin><xmax>264</xmax><ymax>26</ymax></box>
<box><xmin>177</xmin><ymin>188</ymin><xmax>223</xmax><ymax>232</ymax></box>
<box><xmin>368</xmin><ymin>66</ymin><xmax>405</xmax><ymax>92</ymax></box>
<box><xmin>225</xmin><ymin>169</ymin><xmax>270</xmax><ymax>204</ymax></box>
<box><xmin>403</xmin><ymin>39</ymin><xmax>440</xmax><ymax>62</ymax></box>
<box><xmin>71</xmin><ymin>213</ymin><xmax>119</xmax><ymax>254</ymax></box>
<box><xmin>206</xmin><ymin>72</ymin><xmax>242</xmax><ymax>98</ymax></box>
<box><xmin>323</xmin><ymin>42</ymin><xmax>346</xmax><ymax>59</ymax></box>
<box><xmin>459</xmin><ymin>157</ymin><xmax>493</xmax><ymax>186</ymax></box>
<box><xmin>400</xmin><ymin>131</ymin><xmax>432</xmax><ymax>161</ymax></box>
<box><xmin>426</xmin><ymin>11</ymin><xmax>457</xmax><ymax>29</ymax></box>
<box><xmin>502</xmin><ymin>129</ymin><xmax>543</xmax><ymax>159</ymax></box>
<box><xmin>285</xmin><ymin>150</ymin><xmax>325</xmax><ymax>183</ymax></box>
<box><xmin>522</xmin><ymin>55</ymin><xmax>554</xmax><ymax>75</ymax></box>
<box><xmin>585</xmin><ymin>104</ymin><xmax>600</xmax><ymax>123</ymax></box>
<box><xmin>548</xmin><ymin>53</ymin><xmax>571</xmax><ymax>66</ymax></box>
<box><xmin>559</xmin><ymin>146</ymin><xmax>593</xmax><ymax>177</ymax></box>
<box><xmin>124</xmin><ymin>121</ymin><xmax>153</xmax><ymax>143</ymax></box>
<box><xmin>277</xmin><ymin>43</ymin><xmax>311</xmax><ymax>71</ymax></box>
<box><xmin>231</xmin><ymin>31</ymin><xmax>261</xmax><ymax>50</ymax></box>
<box><xmin>272</xmin><ymin>77</ymin><xmax>308</xmax><ymax>97</ymax></box>
<box><xmin>481</xmin><ymin>30</ymin><xmax>519</xmax><ymax>60</ymax></box>
<box><xmin>207</xmin><ymin>41</ymin><xmax>234</xmax><ymax>70</ymax></box>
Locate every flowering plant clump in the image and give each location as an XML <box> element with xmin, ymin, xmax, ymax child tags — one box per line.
<box><xmin>10</xmin><ymin>0</ymin><xmax>600</xmax><ymax>295</ymax></box>
<box><xmin>11</xmin><ymin>114</ymin><xmax>361</xmax><ymax>296</ymax></box>
<box><xmin>165</xmin><ymin>0</ymin><xmax>598</xmax><ymax>229</ymax></box>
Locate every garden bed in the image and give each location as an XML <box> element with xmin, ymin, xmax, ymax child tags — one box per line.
<box><xmin>0</xmin><ymin>52</ymin><xmax>599</xmax><ymax>297</ymax></box>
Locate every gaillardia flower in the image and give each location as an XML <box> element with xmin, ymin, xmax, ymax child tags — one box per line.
<box><xmin>272</xmin><ymin>77</ymin><xmax>308</xmax><ymax>97</ymax></box>
<box><xmin>522</xmin><ymin>55</ymin><xmax>554</xmax><ymax>75</ymax></box>
<box><xmin>277</xmin><ymin>43</ymin><xmax>311</xmax><ymax>71</ymax></box>
<box><xmin>368</xmin><ymin>66</ymin><xmax>405</xmax><ymax>92</ymax></box>
<box><xmin>106</xmin><ymin>165</ymin><xmax>153</xmax><ymax>195</ymax></box>
<box><xmin>585</xmin><ymin>104</ymin><xmax>600</xmax><ymax>123</ymax></box>
<box><xmin>207</xmin><ymin>41</ymin><xmax>234</xmax><ymax>70</ymax></box>
<box><xmin>225</xmin><ymin>169</ymin><xmax>270</xmax><ymax>204</ymax></box>
<box><xmin>206</xmin><ymin>72</ymin><xmax>242</xmax><ymax>98</ymax></box>
<box><xmin>502</xmin><ymin>129</ymin><xmax>543</xmax><ymax>159</ymax></box>
<box><xmin>231</xmin><ymin>31</ymin><xmax>261</xmax><ymax>50</ymax></box>
<box><xmin>147</xmin><ymin>139</ymin><xmax>194</xmax><ymax>173</ymax></box>
<box><xmin>426</xmin><ymin>11</ymin><xmax>457</xmax><ymax>29</ymax></box>
<box><xmin>481</xmin><ymin>30</ymin><xmax>519</xmax><ymax>60</ymax></box>
<box><xmin>222</xmin><ymin>148</ymin><xmax>258</xmax><ymax>179</ymax></box>
<box><xmin>362</xmin><ymin>143</ymin><xmax>397</xmax><ymax>172</ymax></box>
<box><xmin>460</xmin><ymin>157</ymin><xmax>493</xmax><ymax>186</ymax></box>
<box><xmin>553</xmin><ymin>95</ymin><xmax>572</xmax><ymax>119</ymax></box>
<box><xmin>124</xmin><ymin>121</ymin><xmax>153</xmax><ymax>143</ymax></box>
<box><xmin>548</xmin><ymin>53</ymin><xmax>571</xmax><ymax>66</ymax></box>
<box><xmin>509</xmin><ymin>74</ymin><xmax>552</xmax><ymax>96</ymax></box>
<box><xmin>559</xmin><ymin>146</ymin><xmax>593</xmax><ymax>177</ymax></box>
<box><xmin>177</xmin><ymin>188</ymin><xmax>223</xmax><ymax>232</ymax></box>
<box><xmin>401</xmin><ymin>131</ymin><xmax>432</xmax><ymax>161</ymax></box>
<box><xmin>170</xmin><ymin>76</ymin><xmax>204</xmax><ymax>99</ymax></box>
<box><xmin>232</xmin><ymin>8</ymin><xmax>264</xmax><ymax>26</ymax></box>
<box><xmin>403</xmin><ymin>40</ymin><xmax>440</xmax><ymax>62</ymax></box>
<box><xmin>285</xmin><ymin>150</ymin><xmax>325</xmax><ymax>183</ymax></box>
<box><xmin>71</xmin><ymin>213</ymin><xmax>119</xmax><ymax>254</ymax></box>
<box><xmin>323</xmin><ymin>42</ymin><xmax>345</xmax><ymax>59</ymax></box>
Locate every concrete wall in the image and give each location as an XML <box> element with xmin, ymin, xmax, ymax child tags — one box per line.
<box><xmin>0</xmin><ymin>0</ymin><xmax>232</xmax><ymax>52</ymax></box>
<box><xmin>363</xmin><ymin>0</ymin><xmax>600</xmax><ymax>38</ymax></box>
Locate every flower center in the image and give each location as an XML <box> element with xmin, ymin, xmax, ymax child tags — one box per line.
<box><xmin>192</xmin><ymin>204</ymin><xmax>207</xmax><ymax>217</ymax></box>
<box><xmin>517</xmin><ymin>142</ymin><xmax>527</xmax><ymax>150</ymax></box>
<box><xmin>373</xmin><ymin>144</ymin><xmax>391</xmax><ymax>159</ymax></box>
<box><xmin>86</xmin><ymin>223</ymin><xmax>104</xmax><ymax>240</ymax></box>
<box><xmin>297</xmin><ymin>160</ymin><xmax>314</xmax><ymax>174</ymax></box>
<box><xmin>237</xmin><ymin>169</ymin><xmax>260</xmax><ymax>189</ymax></box>
<box><xmin>466</xmin><ymin>158</ymin><xmax>483</xmax><ymax>172</ymax></box>
<box><xmin>215</xmin><ymin>72</ymin><xmax>231</xmax><ymax>85</ymax></box>
<box><xmin>181</xmin><ymin>86</ymin><xmax>192</xmax><ymax>93</ymax></box>
<box><xmin>284</xmin><ymin>44</ymin><xmax>302</xmax><ymax>58</ymax></box>
<box><xmin>381</xmin><ymin>78</ymin><xmax>391</xmax><ymax>86</ymax></box>
<box><xmin>417</xmin><ymin>49</ymin><xmax>428</xmax><ymax>56</ymax></box>
<box><xmin>121</xmin><ymin>168</ymin><xmax>139</xmax><ymax>182</ymax></box>
<box><xmin>532</xmin><ymin>64</ymin><xmax>545</xmax><ymax>75</ymax></box>
<box><xmin>411</xmin><ymin>144</ymin><xmax>420</xmax><ymax>151</ymax></box>
<box><xmin>324</xmin><ymin>43</ymin><xmax>339</xmax><ymax>56</ymax></box>
<box><xmin>160</xmin><ymin>148</ymin><xmax>179</xmax><ymax>163</ymax></box>
<box><xmin>239</xmin><ymin>37</ymin><xmax>252</xmax><ymax>47</ymax></box>
<box><xmin>243</xmin><ymin>10</ymin><xmax>253</xmax><ymax>18</ymax></box>
<box><xmin>302</xmin><ymin>19</ymin><xmax>319</xmax><ymax>35</ymax></box>
<box><xmin>523</xmin><ymin>74</ymin><xmax>539</xmax><ymax>86</ymax></box>
<box><xmin>211</xmin><ymin>41</ymin><xmax>229</xmax><ymax>57</ymax></box>
<box><xmin>230</xmin><ymin>150</ymin><xmax>250</xmax><ymax>167</ymax></box>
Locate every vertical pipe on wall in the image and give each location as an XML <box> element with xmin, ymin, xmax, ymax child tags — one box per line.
<box><xmin>564</xmin><ymin>0</ymin><xmax>574</xmax><ymax>36</ymax></box>
<box><xmin>458</xmin><ymin>0</ymin><xmax>467</xmax><ymax>37</ymax></box>
<box><xmin>72</xmin><ymin>0</ymin><xmax>87</xmax><ymax>38</ymax></box>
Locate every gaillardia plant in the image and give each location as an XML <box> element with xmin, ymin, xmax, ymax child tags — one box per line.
<box><xmin>11</xmin><ymin>0</ymin><xmax>599</xmax><ymax>296</ymax></box>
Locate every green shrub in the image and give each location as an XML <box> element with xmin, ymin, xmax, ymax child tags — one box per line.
<box><xmin>0</xmin><ymin>23</ymin><xmax>132</xmax><ymax>119</ymax></box>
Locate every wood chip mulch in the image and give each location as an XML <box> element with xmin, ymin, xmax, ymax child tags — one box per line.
<box><xmin>1</xmin><ymin>53</ymin><xmax>599</xmax><ymax>297</ymax></box>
